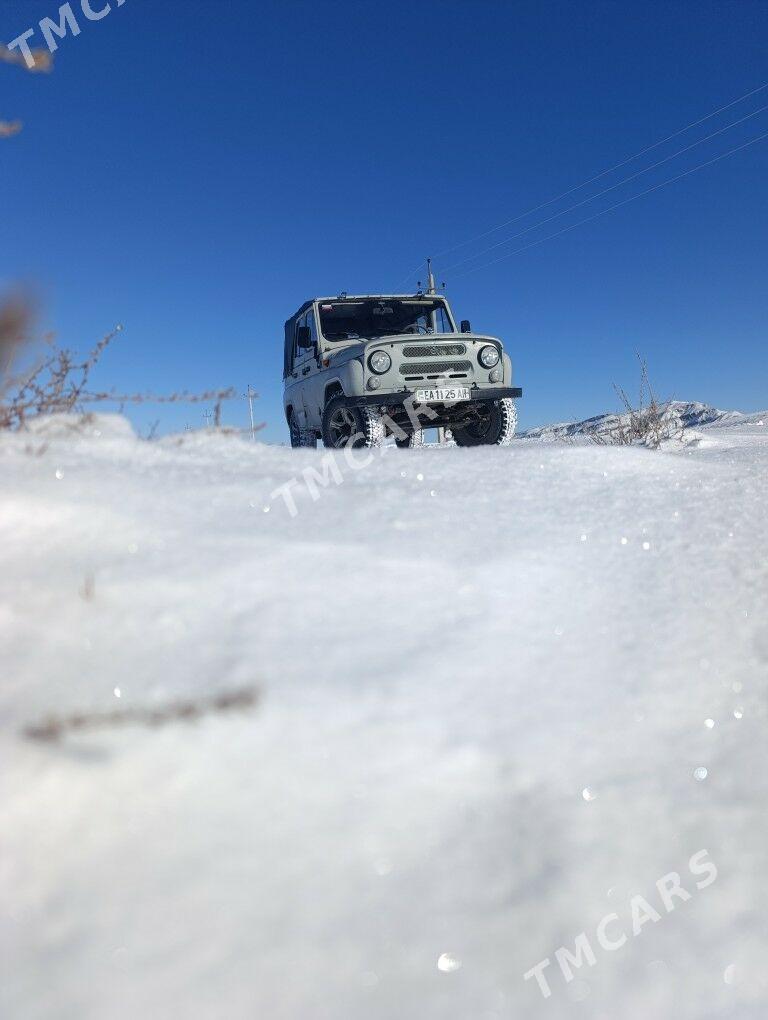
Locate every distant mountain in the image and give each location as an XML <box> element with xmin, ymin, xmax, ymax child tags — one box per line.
<box><xmin>518</xmin><ymin>401</ymin><xmax>744</xmax><ymax>442</ymax></box>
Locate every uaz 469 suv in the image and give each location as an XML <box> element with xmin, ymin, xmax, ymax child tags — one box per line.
<box><xmin>283</xmin><ymin>292</ymin><xmax>522</xmax><ymax>449</ymax></box>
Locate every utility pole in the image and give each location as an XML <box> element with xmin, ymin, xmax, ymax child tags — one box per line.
<box><xmin>245</xmin><ymin>384</ymin><xmax>257</xmax><ymax>442</ymax></box>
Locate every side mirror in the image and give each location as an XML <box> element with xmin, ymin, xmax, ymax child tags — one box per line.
<box><xmin>297</xmin><ymin>325</ymin><xmax>313</xmax><ymax>349</ymax></box>
<box><xmin>460</xmin><ymin>319</ymin><xmax>471</xmax><ymax>333</ymax></box>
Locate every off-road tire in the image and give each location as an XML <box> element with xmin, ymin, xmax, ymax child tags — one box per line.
<box><xmin>321</xmin><ymin>397</ymin><xmax>385</xmax><ymax>450</ymax></box>
<box><xmin>288</xmin><ymin>410</ymin><xmax>317</xmax><ymax>449</ymax></box>
<box><xmin>395</xmin><ymin>429</ymin><xmax>425</xmax><ymax>449</ymax></box>
<box><xmin>452</xmin><ymin>398</ymin><xmax>517</xmax><ymax>447</ymax></box>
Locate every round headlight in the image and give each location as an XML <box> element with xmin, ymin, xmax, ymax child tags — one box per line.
<box><xmin>369</xmin><ymin>351</ymin><xmax>391</xmax><ymax>374</ymax></box>
<box><xmin>479</xmin><ymin>345</ymin><xmax>500</xmax><ymax>368</ymax></box>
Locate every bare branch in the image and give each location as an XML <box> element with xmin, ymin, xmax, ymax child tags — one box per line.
<box><xmin>2</xmin><ymin>41</ymin><xmax>53</xmax><ymax>139</ymax></box>
<box><xmin>0</xmin><ymin>120</ymin><xmax>23</xmax><ymax>138</ymax></box>
<box><xmin>0</xmin><ymin>44</ymin><xmax>53</xmax><ymax>73</ymax></box>
<box><xmin>0</xmin><ymin>292</ymin><xmax>35</xmax><ymax>384</ymax></box>
<box><xmin>1</xmin><ymin>313</ymin><xmax>241</xmax><ymax>432</ymax></box>
<box><xmin>24</xmin><ymin>686</ymin><xmax>260</xmax><ymax>742</ymax></box>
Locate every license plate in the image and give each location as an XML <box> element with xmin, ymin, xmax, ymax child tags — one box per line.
<box><xmin>415</xmin><ymin>386</ymin><xmax>470</xmax><ymax>403</ymax></box>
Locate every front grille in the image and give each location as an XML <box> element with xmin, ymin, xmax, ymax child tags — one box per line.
<box><xmin>403</xmin><ymin>343</ymin><xmax>466</xmax><ymax>358</ymax></box>
<box><xmin>399</xmin><ymin>360</ymin><xmax>472</xmax><ymax>378</ymax></box>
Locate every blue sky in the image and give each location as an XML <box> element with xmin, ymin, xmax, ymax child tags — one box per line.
<box><xmin>2</xmin><ymin>0</ymin><xmax>767</xmax><ymax>442</ymax></box>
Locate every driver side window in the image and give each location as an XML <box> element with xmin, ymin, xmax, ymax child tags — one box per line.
<box><xmin>306</xmin><ymin>306</ymin><xmax>318</xmax><ymax>347</ymax></box>
<box><xmin>293</xmin><ymin>312</ymin><xmax>310</xmax><ymax>369</ymax></box>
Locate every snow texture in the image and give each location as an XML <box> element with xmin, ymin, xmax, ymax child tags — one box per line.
<box><xmin>2</xmin><ymin>410</ymin><xmax>767</xmax><ymax>1019</ymax></box>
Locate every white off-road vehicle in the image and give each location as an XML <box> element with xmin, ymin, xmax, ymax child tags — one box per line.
<box><xmin>282</xmin><ymin>288</ymin><xmax>522</xmax><ymax>449</ymax></box>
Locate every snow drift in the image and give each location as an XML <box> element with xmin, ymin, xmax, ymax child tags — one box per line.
<box><xmin>2</xmin><ymin>411</ymin><xmax>767</xmax><ymax>1019</ymax></box>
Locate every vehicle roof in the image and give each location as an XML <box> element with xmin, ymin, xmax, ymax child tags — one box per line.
<box><xmin>314</xmin><ymin>294</ymin><xmax>449</xmax><ymax>302</ymax></box>
<box><xmin>286</xmin><ymin>294</ymin><xmax>450</xmax><ymax>323</ymax></box>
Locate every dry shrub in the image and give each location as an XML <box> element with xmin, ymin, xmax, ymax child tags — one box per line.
<box><xmin>1</xmin><ymin>318</ymin><xmax>125</xmax><ymax>428</ymax></box>
<box><xmin>585</xmin><ymin>355</ymin><xmax>683</xmax><ymax>449</ymax></box>
<box><xmin>0</xmin><ymin>293</ymin><xmax>238</xmax><ymax>431</ymax></box>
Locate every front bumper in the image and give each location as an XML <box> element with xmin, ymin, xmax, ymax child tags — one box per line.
<box><xmin>344</xmin><ymin>386</ymin><xmax>522</xmax><ymax>409</ymax></box>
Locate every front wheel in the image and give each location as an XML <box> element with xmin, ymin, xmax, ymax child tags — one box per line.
<box><xmin>394</xmin><ymin>429</ymin><xmax>425</xmax><ymax>449</ymax></box>
<box><xmin>321</xmin><ymin>398</ymin><xmax>384</xmax><ymax>450</ymax></box>
<box><xmin>452</xmin><ymin>398</ymin><xmax>517</xmax><ymax>447</ymax></box>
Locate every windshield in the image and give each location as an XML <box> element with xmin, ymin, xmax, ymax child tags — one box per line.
<box><xmin>318</xmin><ymin>299</ymin><xmax>455</xmax><ymax>342</ymax></box>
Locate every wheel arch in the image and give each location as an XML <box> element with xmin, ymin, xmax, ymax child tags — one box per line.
<box><xmin>324</xmin><ymin>381</ymin><xmax>345</xmax><ymax>405</ymax></box>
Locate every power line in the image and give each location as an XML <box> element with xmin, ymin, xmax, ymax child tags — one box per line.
<box><xmin>437</xmin><ymin>81</ymin><xmax>768</xmax><ymax>258</ymax></box>
<box><xmin>441</xmin><ymin>100</ymin><xmax>768</xmax><ymax>274</ymax></box>
<box><xmin>392</xmin><ymin>79</ymin><xmax>768</xmax><ymax>287</ymax></box>
<box><xmin>451</xmin><ymin>128</ymin><xmax>768</xmax><ymax>279</ymax></box>
<box><xmin>392</xmin><ymin>260</ymin><xmax>427</xmax><ymax>292</ymax></box>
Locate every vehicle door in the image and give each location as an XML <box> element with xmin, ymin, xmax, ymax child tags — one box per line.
<box><xmin>285</xmin><ymin>312</ymin><xmax>312</xmax><ymax>429</ymax></box>
<box><xmin>299</xmin><ymin>304</ymin><xmax>324</xmax><ymax>429</ymax></box>
<box><xmin>284</xmin><ymin>315</ymin><xmax>301</xmax><ymax>424</ymax></box>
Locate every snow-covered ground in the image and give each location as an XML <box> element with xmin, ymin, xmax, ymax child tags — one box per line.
<box><xmin>2</xmin><ymin>412</ymin><xmax>767</xmax><ymax>1019</ymax></box>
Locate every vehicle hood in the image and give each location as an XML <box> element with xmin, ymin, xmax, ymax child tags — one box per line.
<box><xmin>325</xmin><ymin>333</ymin><xmax>502</xmax><ymax>363</ymax></box>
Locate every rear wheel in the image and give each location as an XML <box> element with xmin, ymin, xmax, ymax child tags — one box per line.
<box><xmin>288</xmin><ymin>410</ymin><xmax>317</xmax><ymax>449</ymax></box>
<box><xmin>321</xmin><ymin>398</ymin><xmax>384</xmax><ymax>450</ymax></box>
<box><xmin>452</xmin><ymin>398</ymin><xmax>517</xmax><ymax>447</ymax></box>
